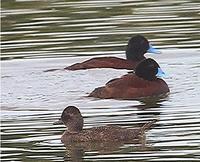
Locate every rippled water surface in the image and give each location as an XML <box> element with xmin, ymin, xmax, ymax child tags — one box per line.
<box><xmin>1</xmin><ymin>0</ymin><xmax>200</xmax><ymax>161</ymax></box>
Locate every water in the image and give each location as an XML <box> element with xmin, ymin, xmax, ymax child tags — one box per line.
<box><xmin>1</xmin><ymin>0</ymin><xmax>200</xmax><ymax>161</ymax></box>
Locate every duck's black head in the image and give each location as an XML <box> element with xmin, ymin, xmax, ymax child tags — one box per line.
<box><xmin>126</xmin><ymin>35</ymin><xmax>159</xmax><ymax>61</ymax></box>
<box><xmin>135</xmin><ymin>58</ymin><xmax>165</xmax><ymax>81</ymax></box>
<box><xmin>60</xmin><ymin>106</ymin><xmax>84</xmax><ymax>133</ymax></box>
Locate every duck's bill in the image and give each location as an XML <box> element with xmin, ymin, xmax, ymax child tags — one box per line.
<box><xmin>53</xmin><ymin>118</ymin><xmax>63</xmax><ymax>125</ymax></box>
<box><xmin>156</xmin><ymin>67</ymin><xmax>166</xmax><ymax>78</ymax></box>
<box><xmin>147</xmin><ymin>44</ymin><xmax>161</xmax><ymax>54</ymax></box>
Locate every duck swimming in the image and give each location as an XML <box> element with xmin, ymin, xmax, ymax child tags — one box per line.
<box><xmin>65</xmin><ymin>35</ymin><xmax>160</xmax><ymax>70</ymax></box>
<box><xmin>54</xmin><ymin>106</ymin><xmax>156</xmax><ymax>143</ymax></box>
<box><xmin>89</xmin><ymin>58</ymin><xmax>169</xmax><ymax>100</ymax></box>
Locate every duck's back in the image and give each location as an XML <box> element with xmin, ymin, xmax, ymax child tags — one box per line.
<box><xmin>65</xmin><ymin>57</ymin><xmax>137</xmax><ymax>70</ymax></box>
<box><xmin>61</xmin><ymin>125</ymin><xmax>142</xmax><ymax>143</ymax></box>
<box><xmin>89</xmin><ymin>74</ymin><xmax>169</xmax><ymax>99</ymax></box>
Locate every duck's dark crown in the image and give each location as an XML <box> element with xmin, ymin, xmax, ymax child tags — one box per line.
<box><xmin>135</xmin><ymin>58</ymin><xmax>160</xmax><ymax>81</ymax></box>
<box><xmin>126</xmin><ymin>35</ymin><xmax>149</xmax><ymax>61</ymax></box>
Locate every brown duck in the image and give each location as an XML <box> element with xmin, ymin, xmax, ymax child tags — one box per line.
<box><xmin>65</xmin><ymin>35</ymin><xmax>160</xmax><ymax>70</ymax></box>
<box><xmin>89</xmin><ymin>58</ymin><xmax>169</xmax><ymax>100</ymax></box>
<box><xmin>54</xmin><ymin>106</ymin><xmax>157</xmax><ymax>143</ymax></box>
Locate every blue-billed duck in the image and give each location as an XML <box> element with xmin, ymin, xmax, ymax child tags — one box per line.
<box><xmin>89</xmin><ymin>58</ymin><xmax>169</xmax><ymax>100</ymax></box>
<box><xmin>65</xmin><ymin>35</ymin><xmax>160</xmax><ymax>70</ymax></box>
<box><xmin>54</xmin><ymin>106</ymin><xmax>156</xmax><ymax>143</ymax></box>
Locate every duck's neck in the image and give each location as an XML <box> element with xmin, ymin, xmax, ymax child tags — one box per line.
<box><xmin>126</xmin><ymin>50</ymin><xmax>146</xmax><ymax>61</ymax></box>
<box><xmin>67</xmin><ymin>117</ymin><xmax>83</xmax><ymax>133</ymax></box>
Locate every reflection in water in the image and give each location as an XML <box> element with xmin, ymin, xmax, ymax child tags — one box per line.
<box><xmin>63</xmin><ymin>139</ymin><xmax>146</xmax><ymax>162</ymax></box>
<box><xmin>138</xmin><ymin>94</ymin><xmax>169</xmax><ymax>107</ymax></box>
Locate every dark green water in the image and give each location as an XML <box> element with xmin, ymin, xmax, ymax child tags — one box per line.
<box><xmin>1</xmin><ymin>0</ymin><xmax>200</xmax><ymax>60</ymax></box>
<box><xmin>1</xmin><ymin>0</ymin><xmax>200</xmax><ymax>161</ymax></box>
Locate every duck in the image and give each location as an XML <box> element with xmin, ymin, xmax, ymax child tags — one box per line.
<box><xmin>65</xmin><ymin>35</ymin><xmax>160</xmax><ymax>70</ymax></box>
<box><xmin>54</xmin><ymin>106</ymin><xmax>156</xmax><ymax>143</ymax></box>
<box><xmin>88</xmin><ymin>58</ymin><xmax>169</xmax><ymax>100</ymax></box>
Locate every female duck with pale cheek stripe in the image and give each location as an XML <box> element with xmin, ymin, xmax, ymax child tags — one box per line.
<box><xmin>65</xmin><ymin>35</ymin><xmax>160</xmax><ymax>70</ymax></box>
<box><xmin>54</xmin><ymin>106</ymin><xmax>156</xmax><ymax>143</ymax></box>
<box><xmin>89</xmin><ymin>58</ymin><xmax>169</xmax><ymax>100</ymax></box>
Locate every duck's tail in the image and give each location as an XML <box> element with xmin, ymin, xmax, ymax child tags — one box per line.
<box><xmin>141</xmin><ymin>119</ymin><xmax>157</xmax><ymax>133</ymax></box>
<box><xmin>88</xmin><ymin>87</ymin><xmax>110</xmax><ymax>99</ymax></box>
